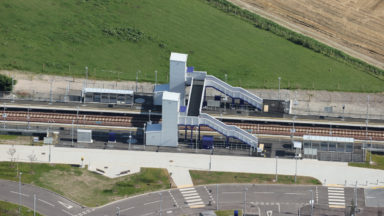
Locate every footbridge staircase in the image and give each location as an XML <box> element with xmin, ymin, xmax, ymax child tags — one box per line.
<box><xmin>183</xmin><ymin>73</ymin><xmax>261</xmax><ymax>148</ymax></box>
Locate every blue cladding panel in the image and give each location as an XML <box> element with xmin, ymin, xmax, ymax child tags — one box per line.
<box><xmin>187</xmin><ymin>66</ymin><xmax>194</xmax><ymax>73</ymax></box>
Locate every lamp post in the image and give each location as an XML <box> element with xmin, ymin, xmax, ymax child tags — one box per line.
<box><xmin>116</xmin><ymin>206</ymin><xmax>120</xmax><ymax>216</ymax></box>
<box><xmin>159</xmin><ymin>192</ymin><xmax>163</xmax><ymax>216</ymax></box>
<box><xmin>19</xmin><ymin>172</ymin><xmax>22</xmax><ymax>214</ymax></box>
<box><xmin>278</xmin><ymin>77</ymin><xmax>281</xmax><ymax>100</ymax></box>
<box><xmin>148</xmin><ymin>110</ymin><xmax>151</xmax><ymax>123</ymax></box>
<box><xmin>310</xmin><ymin>189</ymin><xmax>314</xmax><ymax>216</ymax></box>
<box><xmin>27</xmin><ymin>105</ymin><xmax>30</xmax><ymax>130</ymax></box>
<box><xmin>129</xmin><ymin>131</ymin><xmax>132</xmax><ymax>150</ymax></box>
<box><xmin>136</xmin><ymin>70</ymin><xmax>141</xmax><ymax>92</ymax></box>
<box><xmin>275</xmin><ymin>156</ymin><xmax>278</xmax><ymax>182</ymax></box>
<box><xmin>33</xmin><ymin>194</ymin><xmax>36</xmax><ymax>216</ymax></box>
<box><xmin>294</xmin><ymin>157</ymin><xmax>298</xmax><ymax>183</ymax></box>
<box><xmin>243</xmin><ymin>187</ymin><xmax>248</xmax><ymax>215</ymax></box>
<box><xmin>3</xmin><ymin>103</ymin><xmax>6</xmax><ymax>129</ymax></box>
<box><xmin>85</xmin><ymin>66</ymin><xmax>88</xmax><ymax>88</ymax></box>
<box><xmin>71</xmin><ymin>119</ymin><xmax>75</xmax><ymax>146</ymax></box>
<box><xmin>155</xmin><ymin>70</ymin><xmax>158</xmax><ymax>86</ymax></box>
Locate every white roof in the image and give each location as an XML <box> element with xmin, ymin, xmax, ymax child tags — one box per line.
<box><xmin>162</xmin><ymin>91</ymin><xmax>180</xmax><ymax>102</ymax></box>
<box><xmin>170</xmin><ymin>52</ymin><xmax>188</xmax><ymax>62</ymax></box>
<box><xmin>303</xmin><ymin>135</ymin><xmax>354</xmax><ymax>143</ymax></box>
<box><xmin>146</xmin><ymin>123</ymin><xmax>162</xmax><ymax>132</ymax></box>
<box><xmin>83</xmin><ymin>88</ymin><xmax>133</xmax><ymax>95</ymax></box>
<box><xmin>154</xmin><ymin>84</ymin><xmax>169</xmax><ymax>92</ymax></box>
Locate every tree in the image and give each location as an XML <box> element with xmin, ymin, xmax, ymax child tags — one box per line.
<box><xmin>0</xmin><ymin>74</ymin><xmax>16</xmax><ymax>91</ymax></box>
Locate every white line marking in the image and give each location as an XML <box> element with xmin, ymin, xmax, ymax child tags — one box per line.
<box><xmin>186</xmin><ymin>198</ymin><xmax>203</xmax><ymax>203</ymax></box>
<box><xmin>328</xmin><ymin>195</ymin><xmax>345</xmax><ymax>199</ymax></box>
<box><xmin>58</xmin><ymin>201</ymin><xmax>73</xmax><ymax>209</ymax></box>
<box><xmin>10</xmin><ymin>191</ymin><xmax>29</xmax><ymax>197</ymax></box>
<box><xmin>120</xmin><ymin>206</ymin><xmax>135</xmax><ymax>212</ymax></box>
<box><xmin>222</xmin><ymin>191</ymin><xmax>242</xmax><ymax>194</ymax></box>
<box><xmin>61</xmin><ymin>209</ymin><xmax>73</xmax><ymax>216</ymax></box>
<box><xmin>328</xmin><ymin>190</ymin><xmax>345</xmax><ymax>193</ymax></box>
<box><xmin>329</xmin><ymin>198</ymin><xmax>345</xmax><ymax>202</ymax></box>
<box><xmin>38</xmin><ymin>199</ymin><xmax>54</xmax><ymax>207</ymax></box>
<box><xmin>184</xmin><ymin>195</ymin><xmax>200</xmax><ymax>200</ymax></box>
<box><xmin>366</xmin><ymin>196</ymin><xmax>376</xmax><ymax>199</ymax></box>
<box><xmin>284</xmin><ymin>193</ymin><xmax>304</xmax><ymax>195</ymax></box>
<box><xmin>144</xmin><ymin>200</ymin><xmax>160</xmax><ymax>205</ymax></box>
<box><xmin>180</xmin><ymin>187</ymin><xmax>195</xmax><ymax>191</ymax></box>
<box><xmin>254</xmin><ymin>192</ymin><xmax>274</xmax><ymax>194</ymax></box>
<box><xmin>329</xmin><ymin>202</ymin><xmax>345</xmax><ymax>205</ymax></box>
<box><xmin>181</xmin><ymin>190</ymin><xmax>197</xmax><ymax>194</ymax></box>
<box><xmin>183</xmin><ymin>192</ymin><xmax>199</xmax><ymax>197</ymax></box>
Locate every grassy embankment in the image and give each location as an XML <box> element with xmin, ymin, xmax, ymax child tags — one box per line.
<box><xmin>190</xmin><ymin>170</ymin><xmax>321</xmax><ymax>185</ymax></box>
<box><xmin>0</xmin><ymin>0</ymin><xmax>383</xmax><ymax>92</ymax></box>
<box><xmin>349</xmin><ymin>152</ymin><xmax>384</xmax><ymax>170</ymax></box>
<box><xmin>0</xmin><ymin>162</ymin><xmax>172</xmax><ymax>207</ymax></box>
<box><xmin>0</xmin><ymin>200</ymin><xmax>43</xmax><ymax>216</ymax></box>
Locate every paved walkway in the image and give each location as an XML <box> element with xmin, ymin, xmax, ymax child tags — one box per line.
<box><xmin>1</xmin><ymin>145</ymin><xmax>383</xmax><ymax>188</ymax></box>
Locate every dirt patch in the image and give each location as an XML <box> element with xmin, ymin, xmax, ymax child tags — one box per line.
<box><xmin>228</xmin><ymin>0</ymin><xmax>384</xmax><ymax>69</ymax></box>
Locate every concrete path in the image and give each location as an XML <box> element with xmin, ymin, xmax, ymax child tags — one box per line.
<box><xmin>1</xmin><ymin>145</ymin><xmax>384</xmax><ymax>188</ymax></box>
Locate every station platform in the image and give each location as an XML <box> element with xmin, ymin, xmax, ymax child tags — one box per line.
<box><xmin>1</xmin><ymin>100</ymin><xmax>384</xmax><ymax>129</ymax></box>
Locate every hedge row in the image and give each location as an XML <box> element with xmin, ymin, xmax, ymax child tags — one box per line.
<box><xmin>203</xmin><ymin>0</ymin><xmax>384</xmax><ymax>78</ymax></box>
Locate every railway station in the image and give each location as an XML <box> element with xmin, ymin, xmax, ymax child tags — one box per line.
<box><xmin>0</xmin><ymin>52</ymin><xmax>383</xmax><ymax>163</ymax></box>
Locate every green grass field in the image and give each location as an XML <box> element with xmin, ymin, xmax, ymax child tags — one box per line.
<box><xmin>190</xmin><ymin>170</ymin><xmax>321</xmax><ymax>185</ymax></box>
<box><xmin>0</xmin><ymin>0</ymin><xmax>383</xmax><ymax>92</ymax></box>
<box><xmin>349</xmin><ymin>152</ymin><xmax>384</xmax><ymax>170</ymax></box>
<box><xmin>0</xmin><ymin>200</ymin><xmax>43</xmax><ymax>216</ymax></box>
<box><xmin>0</xmin><ymin>162</ymin><xmax>172</xmax><ymax>207</ymax></box>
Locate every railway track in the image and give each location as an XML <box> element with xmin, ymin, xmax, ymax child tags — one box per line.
<box><xmin>2</xmin><ymin>111</ymin><xmax>384</xmax><ymax>141</ymax></box>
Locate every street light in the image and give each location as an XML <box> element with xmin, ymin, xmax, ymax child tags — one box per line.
<box><xmin>19</xmin><ymin>172</ymin><xmax>22</xmax><ymax>214</ymax></box>
<box><xmin>294</xmin><ymin>157</ymin><xmax>298</xmax><ymax>183</ymax></box>
<box><xmin>158</xmin><ymin>192</ymin><xmax>163</xmax><ymax>216</ymax></box>
<box><xmin>85</xmin><ymin>66</ymin><xmax>88</xmax><ymax>88</ymax></box>
<box><xmin>116</xmin><ymin>206</ymin><xmax>120</xmax><ymax>216</ymax></box>
<box><xmin>310</xmin><ymin>189</ymin><xmax>314</xmax><ymax>216</ymax></box>
<box><xmin>278</xmin><ymin>77</ymin><xmax>281</xmax><ymax>100</ymax></box>
<box><xmin>136</xmin><ymin>70</ymin><xmax>141</xmax><ymax>92</ymax></box>
<box><xmin>27</xmin><ymin>105</ymin><xmax>30</xmax><ymax>130</ymax></box>
<box><xmin>155</xmin><ymin>70</ymin><xmax>158</xmax><ymax>86</ymax></box>
<box><xmin>243</xmin><ymin>187</ymin><xmax>248</xmax><ymax>215</ymax></box>
<box><xmin>148</xmin><ymin>110</ymin><xmax>151</xmax><ymax>123</ymax></box>
<box><xmin>3</xmin><ymin>103</ymin><xmax>6</xmax><ymax>129</ymax></box>
<box><xmin>129</xmin><ymin>131</ymin><xmax>132</xmax><ymax>150</ymax></box>
<box><xmin>71</xmin><ymin>119</ymin><xmax>75</xmax><ymax>146</ymax></box>
<box><xmin>275</xmin><ymin>156</ymin><xmax>278</xmax><ymax>182</ymax></box>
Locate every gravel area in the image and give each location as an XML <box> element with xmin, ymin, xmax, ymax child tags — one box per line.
<box><xmin>2</xmin><ymin>70</ymin><xmax>384</xmax><ymax>120</ymax></box>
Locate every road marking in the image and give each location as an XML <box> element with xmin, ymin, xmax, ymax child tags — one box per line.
<box><xmin>61</xmin><ymin>209</ymin><xmax>73</xmax><ymax>216</ymax></box>
<box><xmin>254</xmin><ymin>192</ymin><xmax>274</xmax><ymax>194</ymax></box>
<box><xmin>366</xmin><ymin>196</ymin><xmax>376</xmax><ymax>199</ymax></box>
<box><xmin>184</xmin><ymin>195</ymin><xmax>200</xmax><ymax>200</ymax></box>
<box><xmin>10</xmin><ymin>191</ymin><xmax>29</xmax><ymax>197</ymax></box>
<box><xmin>38</xmin><ymin>199</ymin><xmax>54</xmax><ymax>207</ymax></box>
<box><xmin>168</xmin><ymin>191</ymin><xmax>178</xmax><ymax>207</ymax></box>
<box><xmin>144</xmin><ymin>200</ymin><xmax>160</xmax><ymax>205</ymax></box>
<box><xmin>181</xmin><ymin>190</ymin><xmax>198</xmax><ymax>195</ymax></box>
<box><xmin>222</xmin><ymin>192</ymin><xmax>242</xmax><ymax>194</ymax></box>
<box><xmin>328</xmin><ymin>186</ymin><xmax>345</xmax><ymax>208</ymax></box>
<box><xmin>284</xmin><ymin>193</ymin><xmax>304</xmax><ymax>195</ymax></box>
<box><xmin>186</xmin><ymin>198</ymin><xmax>204</xmax><ymax>203</ymax></box>
<box><xmin>179</xmin><ymin>187</ymin><xmax>195</xmax><ymax>191</ymax></box>
<box><xmin>120</xmin><ymin>206</ymin><xmax>135</xmax><ymax>212</ymax></box>
<box><xmin>58</xmin><ymin>201</ymin><xmax>73</xmax><ymax>209</ymax></box>
<box><xmin>179</xmin><ymin>187</ymin><xmax>205</xmax><ymax>208</ymax></box>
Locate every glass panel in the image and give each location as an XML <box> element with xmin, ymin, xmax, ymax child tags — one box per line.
<box><xmin>336</xmin><ymin>143</ymin><xmax>345</xmax><ymax>152</ymax></box>
<box><xmin>329</xmin><ymin>143</ymin><xmax>336</xmax><ymax>152</ymax></box>
<box><xmin>321</xmin><ymin>142</ymin><xmax>328</xmax><ymax>151</ymax></box>
<box><xmin>346</xmin><ymin>143</ymin><xmax>353</xmax><ymax>152</ymax></box>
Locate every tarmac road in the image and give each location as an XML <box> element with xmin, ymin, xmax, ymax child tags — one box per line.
<box><xmin>0</xmin><ymin>179</ymin><xmax>369</xmax><ymax>216</ymax></box>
